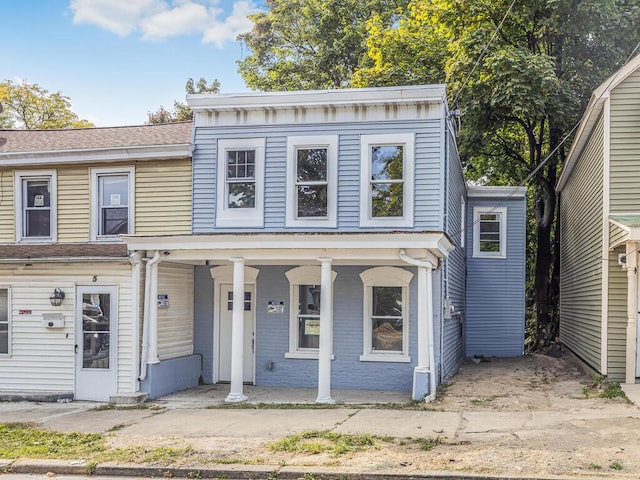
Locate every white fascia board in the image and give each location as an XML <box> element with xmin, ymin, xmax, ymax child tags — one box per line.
<box><xmin>0</xmin><ymin>144</ymin><xmax>193</xmax><ymax>166</ymax></box>
<box><xmin>187</xmin><ymin>85</ymin><xmax>447</xmax><ymax>111</ymax></box>
<box><xmin>124</xmin><ymin>232</ymin><xmax>453</xmax><ymax>258</ymax></box>
<box><xmin>466</xmin><ymin>186</ymin><xmax>528</xmax><ymax>199</ymax></box>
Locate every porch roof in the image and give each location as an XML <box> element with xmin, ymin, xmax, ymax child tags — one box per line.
<box><xmin>610</xmin><ymin>215</ymin><xmax>640</xmax><ymax>243</ymax></box>
<box><xmin>124</xmin><ymin>231</ymin><xmax>454</xmax><ymax>266</ymax></box>
<box><xmin>0</xmin><ymin>243</ymin><xmax>129</xmax><ymax>262</ymax></box>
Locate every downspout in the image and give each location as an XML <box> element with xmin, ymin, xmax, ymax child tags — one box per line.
<box><xmin>399</xmin><ymin>249</ymin><xmax>437</xmax><ymax>402</ymax></box>
<box><xmin>128</xmin><ymin>251</ymin><xmax>143</xmax><ymax>390</ymax></box>
<box><xmin>138</xmin><ymin>250</ymin><xmax>161</xmax><ymax>381</ymax></box>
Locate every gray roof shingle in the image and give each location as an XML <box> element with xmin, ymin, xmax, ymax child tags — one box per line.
<box><xmin>0</xmin><ymin>122</ymin><xmax>192</xmax><ymax>153</ymax></box>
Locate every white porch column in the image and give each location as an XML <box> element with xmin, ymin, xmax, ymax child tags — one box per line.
<box><xmin>147</xmin><ymin>252</ymin><xmax>161</xmax><ymax>365</ymax></box>
<box><xmin>226</xmin><ymin>257</ymin><xmax>248</xmax><ymax>403</ymax></box>
<box><xmin>625</xmin><ymin>243</ymin><xmax>638</xmax><ymax>383</ymax></box>
<box><xmin>316</xmin><ymin>257</ymin><xmax>334</xmax><ymax>403</ymax></box>
<box><xmin>417</xmin><ymin>265</ymin><xmax>430</xmax><ymax>370</ymax></box>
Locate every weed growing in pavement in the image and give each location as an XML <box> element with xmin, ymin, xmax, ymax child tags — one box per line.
<box><xmin>582</xmin><ymin>376</ymin><xmax>629</xmax><ymax>401</ymax></box>
<box><xmin>268</xmin><ymin>430</ymin><xmax>375</xmax><ymax>456</ymax></box>
<box><xmin>588</xmin><ymin>463</ymin><xmax>602</xmax><ymax>470</ymax></box>
<box><xmin>414</xmin><ymin>436</ymin><xmax>442</xmax><ymax>451</ymax></box>
<box><xmin>91</xmin><ymin>403</ymin><xmax>164</xmax><ymax>411</ymax></box>
<box><xmin>470</xmin><ymin>396</ymin><xmax>497</xmax><ymax>406</ymax></box>
<box><xmin>186</xmin><ymin>470</ymin><xmax>203</xmax><ymax>479</ymax></box>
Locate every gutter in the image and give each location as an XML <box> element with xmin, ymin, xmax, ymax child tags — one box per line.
<box><xmin>399</xmin><ymin>249</ymin><xmax>437</xmax><ymax>402</ymax></box>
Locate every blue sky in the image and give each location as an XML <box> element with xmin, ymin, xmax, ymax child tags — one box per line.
<box><xmin>1</xmin><ymin>0</ymin><xmax>262</xmax><ymax>127</ymax></box>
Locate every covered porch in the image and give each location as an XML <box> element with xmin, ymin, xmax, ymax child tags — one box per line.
<box><xmin>125</xmin><ymin>232</ymin><xmax>453</xmax><ymax>403</ymax></box>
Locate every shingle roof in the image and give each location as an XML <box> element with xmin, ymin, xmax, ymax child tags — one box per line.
<box><xmin>0</xmin><ymin>122</ymin><xmax>192</xmax><ymax>153</ymax></box>
<box><xmin>0</xmin><ymin>243</ymin><xmax>128</xmax><ymax>260</ymax></box>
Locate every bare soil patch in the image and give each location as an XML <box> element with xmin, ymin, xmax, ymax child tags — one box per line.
<box><xmin>109</xmin><ymin>353</ymin><xmax>640</xmax><ymax>478</ymax></box>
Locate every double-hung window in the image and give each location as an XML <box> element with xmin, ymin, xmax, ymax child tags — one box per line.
<box><xmin>360</xmin><ymin>134</ymin><xmax>414</xmax><ymax>227</ymax></box>
<box><xmin>15</xmin><ymin>171</ymin><xmax>57</xmax><ymax>242</ymax></box>
<box><xmin>216</xmin><ymin>138</ymin><xmax>265</xmax><ymax>227</ymax></box>
<box><xmin>473</xmin><ymin>207</ymin><xmax>507</xmax><ymax>258</ymax></box>
<box><xmin>91</xmin><ymin>167</ymin><xmax>134</xmax><ymax>240</ymax></box>
<box><xmin>0</xmin><ymin>288</ymin><xmax>9</xmax><ymax>355</ymax></box>
<box><xmin>359</xmin><ymin>267</ymin><xmax>413</xmax><ymax>362</ymax></box>
<box><xmin>286</xmin><ymin>136</ymin><xmax>337</xmax><ymax>227</ymax></box>
<box><xmin>284</xmin><ymin>266</ymin><xmax>336</xmax><ymax>359</ymax></box>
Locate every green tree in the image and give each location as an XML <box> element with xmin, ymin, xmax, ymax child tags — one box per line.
<box><xmin>237</xmin><ymin>0</ymin><xmax>408</xmax><ymax>91</ymax></box>
<box><xmin>353</xmin><ymin>0</ymin><xmax>640</xmax><ymax>347</ymax></box>
<box><xmin>0</xmin><ymin>80</ymin><xmax>93</xmax><ymax>129</ymax></box>
<box><xmin>147</xmin><ymin>77</ymin><xmax>220</xmax><ymax>124</ymax></box>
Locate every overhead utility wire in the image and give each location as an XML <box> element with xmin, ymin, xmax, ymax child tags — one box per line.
<box><xmin>456</xmin><ymin>39</ymin><xmax>640</xmax><ymax>237</ymax></box>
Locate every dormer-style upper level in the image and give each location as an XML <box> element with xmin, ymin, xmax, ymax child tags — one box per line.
<box><xmin>187</xmin><ymin>85</ymin><xmax>459</xmax><ymax>234</ymax></box>
<box><xmin>0</xmin><ymin>123</ymin><xmax>193</xmax><ymax>246</ymax></box>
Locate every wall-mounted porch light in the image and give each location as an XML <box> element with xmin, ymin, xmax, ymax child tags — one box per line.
<box><xmin>49</xmin><ymin>288</ymin><xmax>65</xmax><ymax>307</ymax></box>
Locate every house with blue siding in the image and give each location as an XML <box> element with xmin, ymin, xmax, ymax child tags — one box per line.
<box><xmin>125</xmin><ymin>85</ymin><xmax>527</xmax><ymax>402</ymax></box>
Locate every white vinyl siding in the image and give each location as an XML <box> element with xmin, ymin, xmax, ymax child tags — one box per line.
<box><xmin>0</xmin><ymin>263</ymin><xmax>134</xmax><ymax>394</ymax></box>
<box><xmin>157</xmin><ymin>262</ymin><xmax>194</xmax><ymax>360</ymax></box>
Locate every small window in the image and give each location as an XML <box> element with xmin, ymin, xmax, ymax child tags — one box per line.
<box><xmin>0</xmin><ymin>288</ymin><xmax>8</xmax><ymax>355</ymax></box>
<box><xmin>359</xmin><ymin>267</ymin><xmax>412</xmax><ymax>362</ymax></box>
<box><xmin>360</xmin><ymin>134</ymin><xmax>414</xmax><ymax>227</ymax></box>
<box><xmin>473</xmin><ymin>207</ymin><xmax>507</xmax><ymax>258</ymax></box>
<box><xmin>216</xmin><ymin>138</ymin><xmax>265</xmax><ymax>227</ymax></box>
<box><xmin>286</xmin><ymin>136</ymin><xmax>337</xmax><ymax>227</ymax></box>
<box><xmin>284</xmin><ymin>266</ymin><xmax>336</xmax><ymax>359</ymax></box>
<box><xmin>91</xmin><ymin>167</ymin><xmax>134</xmax><ymax>240</ymax></box>
<box><xmin>15</xmin><ymin>171</ymin><xmax>57</xmax><ymax>242</ymax></box>
<box><xmin>227</xmin><ymin>291</ymin><xmax>252</xmax><ymax>311</ymax></box>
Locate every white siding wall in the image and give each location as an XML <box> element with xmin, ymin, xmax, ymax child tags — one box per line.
<box><xmin>157</xmin><ymin>262</ymin><xmax>194</xmax><ymax>360</ymax></box>
<box><xmin>0</xmin><ymin>262</ymin><xmax>134</xmax><ymax>394</ymax></box>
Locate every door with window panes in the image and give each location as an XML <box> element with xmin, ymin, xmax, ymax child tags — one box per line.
<box><xmin>75</xmin><ymin>286</ymin><xmax>117</xmax><ymax>401</ymax></box>
<box><xmin>218</xmin><ymin>285</ymin><xmax>255</xmax><ymax>383</ymax></box>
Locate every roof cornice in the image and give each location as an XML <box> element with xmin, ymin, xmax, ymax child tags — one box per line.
<box><xmin>466</xmin><ymin>186</ymin><xmax>528</xmax><ymax>199</ymax></box>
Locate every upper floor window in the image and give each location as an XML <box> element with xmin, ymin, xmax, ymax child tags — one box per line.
<box><xmin>473</xmin><ymin>206</ymin><xmax>507</xmax><ymax>258</ymax></box>
<box><xmin>360</xmin><ymin>134</ymin><xmax>414</xmax><ymax>227</ymax></box>
<box><xmin>216</xmin><ymin>138</ymin><xmax>265</xmax><ymax>227</ymax></box>
<box><xmin>284</xmin><ymin>265</ymin><xmax>337</xmax><ymax>359</ymax></box>
<box><xmin>91</xmin><ymin>167</ymin><xmax>134</xmax><ymax>240</ymax></box>
<box><xmin>0</xmin><ymin>288</ymin><xmax>9</xmax><ymax>355</ymax></box>
<box><xmin>286</xmin><ymin>135</ymin><xmax>337</xmax><ymax>227</ymax></box>
<box><xmin>15</xmin><ymin>170</ymin><xmax>57</xmax><ymax>242</ymax></box>
<box><xmin>359</xmin><ymin>267</ymin><xmax>412</xmax><ymax>362</ymax></box>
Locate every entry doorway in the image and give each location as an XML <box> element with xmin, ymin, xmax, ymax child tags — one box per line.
<box><xmin>75</xmin><ymin>286</ymin><xmax>117</xmax><ymax>401</ymax></box>
<box><xmin>217</xmin><ymin>284</ymin><xmax>255</xmax><ymax>383</ymax></box>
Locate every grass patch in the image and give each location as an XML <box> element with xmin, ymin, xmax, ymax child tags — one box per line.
<box><xmin>610</xmin><ymin>461</ymin><xmax>623</xmax><ymax>471</ymax></box>
<box><xmin>207</xmin><ymin>402</ymin><xmax>434</xmax><ymax>411</ymax></box>
<box><xmin>582</xmin><ymin>376</ymin><xmax>629</xmax><ymax>401</ymax></box>
<box><xmin>268</xmin><ymin>430</ymin><xmax>375</xmax><ymax>456</ymax></box>
<box><xmin>470</xmin><ymin>396</ymin><xmax>496</xmax><ymax>406</ymax></box>
<box><xmin>414</xmin><ymin>436</ymin><xmax>442</xmax><ymax>451</ymax></box>
<box><xmin>91</xmin><ymin>403</ymin><xmax>165</xmax><ymax>411</ymax></box>
<box><xmin>588</xmin><ymin>463</ymin><xmax>602</xmax><ymax>470</ymax></box>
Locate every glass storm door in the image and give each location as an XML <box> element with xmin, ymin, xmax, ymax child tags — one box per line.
<box><xmin>75</xmin><ymin>286</ymin><xmax>117</xmax><ymax>401</ymax></box>
<box><xmin>218</xmin><ymin>284</ymin><xmax>255</xmax><ymax>383</ymax></box>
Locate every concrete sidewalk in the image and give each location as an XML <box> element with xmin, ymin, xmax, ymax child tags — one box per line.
<box><xmin>1</xmin><ymin>388</ymin><xmax>640</xmax><ymax>480</ymax></box>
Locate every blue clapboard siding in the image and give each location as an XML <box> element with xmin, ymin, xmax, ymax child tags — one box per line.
<box><xmin>192</xmin><ymin>120</ymin><xmax>443</xmax><ymax>233</ymax></box>
<box><xmin>465</xmin><ymin>196</ymin><xmax>526</xmax><ymax>357</ymax></box>
<box><xmin>193</xmin><ymin>266</ymin><xmax>214</xmax><ymax>383</ymax></box>
<box><xmin>441</xmin><ymin>127</ymin><xmax>466</xmax><ymax>380</ymax></box>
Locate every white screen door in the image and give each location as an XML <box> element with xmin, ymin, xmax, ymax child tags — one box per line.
<box><xmin>218</xmin><ymin>284</ymin><xmax>255</xmax><ymax>383</ymax></box>
<box><xmin>75</xmin><ymin>286</ymin><xmax>117</xmax><ymax>401</ymax></box>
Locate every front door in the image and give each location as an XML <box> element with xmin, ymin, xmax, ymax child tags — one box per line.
<box><xmin>218</xmin><ymin>284</ymin><xmax>255</xmax><ymax>383</ymax></box>
<box><xmin>75</xmin><ymin>286</ymin><xmax>117</xmax><ymax>401</ymax></box>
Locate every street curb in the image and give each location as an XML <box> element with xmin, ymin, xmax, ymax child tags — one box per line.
<box><xmin>4</xmin><ymin>459</ymin><xmax>610</xmax><ymax>480</ymax></box>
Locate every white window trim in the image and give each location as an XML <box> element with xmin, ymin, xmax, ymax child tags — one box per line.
<box><xmin>15</xmin><ymin>170</ymin><xmax>57</xmax><ymax>243</ymax></box>
<box><xmin>473</xmin><ymin>206</ymin><xmax>507</xmax><ymax>259</ymax></box>
<box><xmin>90</xmin><ymin>166</ymin><xmax>135</xmax><ymax>241</ymax></box>
<box><xmin>284</xmin><ymin>265</ymin><xmax>336</xmax><ymax>359</ymax></box>
<box><xmin>216</xmin><ymin>138</ymin><xmax>265</xmax><ymax>228</ymax></box>
<box><xmin>286</xmin><ymin>135</ymin><xmax>338</xmax><ymax>228</ymax></box>
<box><xmin>359</xmin><ymin>133</ymin><xmax>414</xmax><ymax>228</ymax></box>
<box><xmin>359</xmin><ymin>266</ymin><xmax>412</xmax><ymax>362</ymax></box>
<box><xmin>0</xmin><ymin>287</ymin><xmax>10</xmax><ymax>356</ymax></box>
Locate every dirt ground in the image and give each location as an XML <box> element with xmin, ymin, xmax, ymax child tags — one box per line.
<box><xmin>110</xmin><ymin>353</ymin><xmax>640</xmax><ymax>478</ymax></box>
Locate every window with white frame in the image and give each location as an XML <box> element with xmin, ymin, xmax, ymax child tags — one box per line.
<box><xmin>91</xmin><ymin>168</ymin><xmax>134</xmax><ymax>240</ymax></box>
<box><xmin>284</xmin><ymin>265</ymin><xmax>336</xmax><ymax>359</ymax></box>
<box><xmin>360</xmin><ymin>134</ymin><xmax>414</xmax><ymax>227</ymax></box>
<box><xmin>286</xmin><ymin>135</ymin><xmax>337</xmax><ymax>227</ymax></box>
<box><xmin>216</xmin><ymin>138</ymin><xmax>265</xmax><ymax>227</ymax></box>
<box><xmin>0</xmin><ymin>288</ymin><xmax>8</xmax><ymax>355</ymax></box>
<box><xmin>359</xmin><ymin>267</ymin><xmax>412</xmax><ymax>362</ymax></box>
<box><xmin>473</xmin><ymin>206</ymin><xmax>507</xmax><ymax>258</ymax></box>
<box><xmin>15</xmin><ymin>171</ymin><xmax>57</xmax><ymax>242</ymax></box>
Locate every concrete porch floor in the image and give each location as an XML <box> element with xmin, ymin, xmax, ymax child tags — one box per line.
<box><xmin>154</xmin><ymin>384</ymin><xmax>413</xmax><ymax>408</ymax></box>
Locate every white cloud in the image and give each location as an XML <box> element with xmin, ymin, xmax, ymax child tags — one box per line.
<box><xmin>69</xmin><ymin>0</ymin><xmax>261</xmax><ymax>47</ymax></box>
